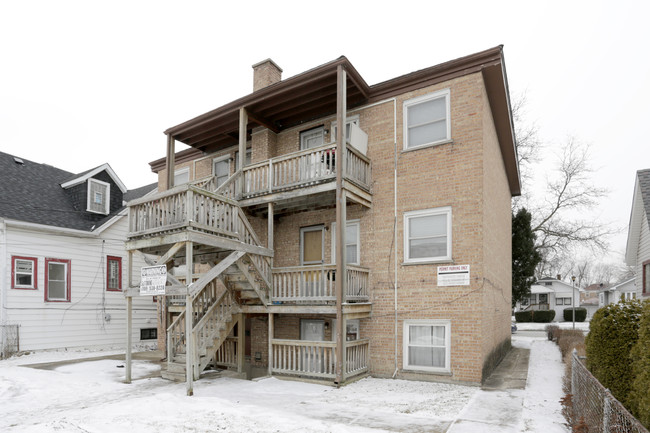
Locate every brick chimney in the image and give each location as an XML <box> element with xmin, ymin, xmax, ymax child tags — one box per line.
<box><xmin>252</xmin><ymin>59</ymin><xmax>282</xmax><ymax>92</ymax></box>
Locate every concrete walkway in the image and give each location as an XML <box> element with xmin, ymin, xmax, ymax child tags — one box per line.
<box><xmin>447</xmin><ymin>346</ymin><xmax>531</xmax><ymax>433</ymax></box>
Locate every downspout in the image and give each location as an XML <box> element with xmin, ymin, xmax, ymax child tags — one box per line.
<box><xmin>391</xmin><ymin>98</ymin><xmax>399</xmax><ymax>379</ymax></box>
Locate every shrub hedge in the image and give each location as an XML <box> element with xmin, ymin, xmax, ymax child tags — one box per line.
<box><xmin>515</xmin><ymin>311</ymin><xmax>532</xmax><ymax>322</ymax></box>
<box><xmin>533</xmin><ymin>310</ymin><xmax>556</xmax><ymax>323</ymax></box>
<box><xmin>563</xmin><ymin>307</ymin><xmax>587</xmax><ymax>322</ymax></box>
<box><xmin>585</xmin><ymin>300</ymin><xmax>643</xmax><ymax>409</ymax></box>
<box><xmin>630</xmin><ymin>300</ymin><xmax>650</xmax><ymax>428</ymax></box>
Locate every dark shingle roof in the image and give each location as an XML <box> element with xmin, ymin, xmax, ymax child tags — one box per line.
<box><xmin>124</xmin><ymin>182</ymin><xmax>157</xmax><ymax>202</ymax></box>
<box><xmin>638</xmin><ymin>169</ymin><xmax>650</xmax><ymax>227</ymax></box>
<box><xmin>0</xmin><ymin>151</ymin><xmax>155</xmax><ymax>231</ymax></box>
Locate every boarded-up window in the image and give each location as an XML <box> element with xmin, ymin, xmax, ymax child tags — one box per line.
<box><xmin>301</xmin><ymin>226</ymin><xmax>323</xmax><ymax>265</ymax></box>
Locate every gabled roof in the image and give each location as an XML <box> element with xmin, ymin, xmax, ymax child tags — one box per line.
<box><xmin>0</xmin><ymin>151</ymin><xmax>155</xmax><ymax>232</ymax></box>
<box><xmin>156</xmin><ymin>46</ymin><xmax>520</xmax><ymax>196</ymax></box>
<box><xmin>61</xmin><ymin>163</ymin><xmax>128</xmax><ymax>193</ymax></box>
<box><xmin>602</xmin><ymin>277</ymin><xmax>636</xmax><ymax>293</ymax></box>
<box><xmin>625</xmin><ymin>169</ymin><xmax>650</xmax><ymax>266</ymax></box>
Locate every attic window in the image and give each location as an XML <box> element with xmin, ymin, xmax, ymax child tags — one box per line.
<box><xmin>87</xmin><ymin>178</ymin><xmax>110</xmax><ymax>214</ymax></box>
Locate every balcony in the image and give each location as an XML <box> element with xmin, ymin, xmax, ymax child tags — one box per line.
<box><xmin>195</xmin><ymin>142</ymin><xmax>372</xmax><ymax>211</ymax></box>
<box><xmin>272</xmin><ymin>265</ymin><xmax>369</xmax><ymax>304</ymax></box>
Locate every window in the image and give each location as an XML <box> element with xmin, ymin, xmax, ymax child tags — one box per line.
<box><xmin>300</xmin><ymin>126</ymin><xmax>325</xmax><ymax>150</ymax></box>
<box><xmin>644</xmin><ymin>260</ymin><xmax>650</xmax><ymax>296</ymax></box>
<box><xmin>140</xmin><ymin>328</ymin><xmax>157</xmax><ymax>340</ymax></box>
<box><xmin>544</xmin><ymin>282</ymin><xmax>552</xmax><ymax>286</ymax></box>
<box><xmin>331</xmin><ymin>220</ymin><xmax>360</xmax><ymax>265</ymax></box>
<box><xmin>173</xmin><ymin>167</ymin><xmax>190</xmax><ymax>186</ymax></box>
<box><xmin>557</xmin><ymin>297</ymin><xmax>571</xmax><ymax>305</ymax></box>
<box><xmin>45</xmin><ymin>258</ymin><xmax>71</xmax><ymax>302</ymax></box>
<box><xmin>520</xmin><ymin>297</ymin><xmax>529</xmax><ymax>306</ymax></box>
<box><xmin>12</xmin><ymin>256</ymin><xmax>37</xmax><ymax>289</ymax></box>
<box><xmin>403</xmin><ymin>89</ymin><xmax>450</xmax><ymax>150</ymax></box>
<box><xmin>403</xmin><ymin>320</ymin><xmax>451</xmax><ymax>373</ymax></box>
<box><xmin>300</xmin><ymin>225</ymin><xmax>324</xmax><ymax>265</ymax></box>
<box><xmin>107</xmin><ymin>256</ymin><xmax>122</xmax><ymax>291</ymax></box>
<box><xmin>87</xmin><ymin>179</ymin><xmax>110</xmax><ymax>214</ymax></box>
<box><xmin>404</xmin><ymin>207</ymin><xmax>451</xmax><ymax>263</ymax></box>
<box><xmin>213</xmin><ymin>156</ymin><xmax>230</xmax><ymax>188</ymax></box>
<box><xmin>235</xmin><ymin>148</ymin><xmax>252</xmax><ymax>170</ymax></box>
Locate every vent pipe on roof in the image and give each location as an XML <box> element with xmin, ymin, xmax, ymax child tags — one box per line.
<box><xmin>556</xmin><ymin>274</ymin><xmax>562</xmax><ymax>281</ymax></box>
<box><xmin>13</xmin><ymin>157</ymin><xmax>24</xmax><ymax>165</ymax></box>
<box><xmin>252</xmin><ymin>59</ymin><xmax>282</xmax><ymax>92</ymax></box>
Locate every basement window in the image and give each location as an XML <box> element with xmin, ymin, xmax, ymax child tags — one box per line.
<box><xmin>140</xmin><ymin>328</ymin><xmax>157</xmax><ymax>340</ymax></box>
<box><xmin>403</xmin><ymin>320</ymin><xmax>451</xmax><ymax>373</ymax></box>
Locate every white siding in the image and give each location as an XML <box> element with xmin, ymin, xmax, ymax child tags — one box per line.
<box><xmin>2</xmin><ymin>217</ymin><xmax>157</xmax><ymax>351</ymax></box>
<box><xmin>636</xmin><ymin>213</ymin><xmax>650</xmax><ymax>298</ymax></box>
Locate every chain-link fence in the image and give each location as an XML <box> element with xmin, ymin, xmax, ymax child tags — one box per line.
<box><xmin>1</xmin><ymin>324</ymin><xmax>20</xmax><ymax>359</ymax></box>
<box><xmin>571</xmin><ymin>351</ymin><xmax>649</xmax><ymax>433</ymax></box>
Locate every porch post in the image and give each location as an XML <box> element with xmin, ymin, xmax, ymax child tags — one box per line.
<box><xmin>237</xmin><ymin>313</ymin><xmax>245</xmax><ymax>374</ymax></box>
<box><xmin>268</xmin><ymin>313</ymin><xmax>274</xmax><ymax>376</ymax></box>
<box><xmin>125</xmin><ymin>250</ymin><xmax>133</xmax><ymax>384</ymax></box>
<box><xmin>239</xmin><ymin>108</ymin><xmax>248</xmax><ymax>196</ymax></box>
<box><xmin>335</xmin><ymin>64</ymin><xmax>347</xmax><ymax>385</ymax></box>
<box><xmin>185</xmin><ymin>241</ymin><xmax>194</xmax><ymax>396</ymax></box>
<box><xmin>166</xmin><ymin>134</ymin><xmax>175</xmax><ymax>190</ymax></box>
<box><xmin>268</xmin><ymin>202</ymin><xmax>274</xmax><ymax>267</ymax></box>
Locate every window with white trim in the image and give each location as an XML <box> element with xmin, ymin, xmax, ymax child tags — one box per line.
<box><xmin>45</xmin><ymin>258</ymin><xmax>71</xmax><ymax>302</ymax></box>
<box><xmin>12</xmin><ymin>256</ymin><xmax>37</xmax><ymax>289</ymax></box>
<box><xmin>403</xmin><ymin>320</ymin><xmax>451</xmax><ymax>373</ymax></box>
<box><xmin>403</xmin><ymin>89</ymin><xmax>450</xmax><ymax>150</ymax></box>
<box><xmin>330</xmin><ymin>220</ymin><xmax>360</xmax><ymax>265</ymax></box>
<box><xmin>300</xmin><ymin>126</ymin><xmax>325</xmax><ymax>150</ymax></box>
<box><xmin>404</xmin><ymin>207</ymin><xmax>451</xmax><ymax>263</ymax></box>
<box><xmin>107</xmin><ymin>256</ymin><xmax>122</xmax><ymax>291</ymax></box>
<box><xmin>213</xmin><ymin>156</ymin><xmax>230</xmax><ymax>188</ymax></box>
<box><xmin>174</xmin><ymin>167</ymin><xmax>190</xmax><ymax>186</ymax></box>
<box><xmin>87</xmin><ymin>178</ymin><xmax>110</xmax><ymax>214</ymax></box>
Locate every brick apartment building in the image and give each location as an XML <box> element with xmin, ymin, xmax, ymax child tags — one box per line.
<box><xmin>123</xmin><ymin>46</ymin><xmax>520</xmax><ymax>393</ymax></box>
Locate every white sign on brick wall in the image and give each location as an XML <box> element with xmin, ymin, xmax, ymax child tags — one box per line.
<box><xmin>437</xmin><ymin>265</ymin><xmax>470</xmax><ymax>286</ymax></box>
<box><xmin>140</xmin><ymin>265</ymin><xmax>167</xmax><ymax>296</ymax></box>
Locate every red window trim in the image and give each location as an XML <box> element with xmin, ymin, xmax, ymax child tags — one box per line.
<box><xmin>106</xmin><ymin>256</ymin><xmax>122</xmax><ymax>291</ymax></box>
<box><xmin>641</xmin><ymin>260</ymin><xmax>650</xmax><ymax>296</ymax></box>
<box><xmin>44</xmin><ymin>258</ymin><xmax>71</xmax><ymax>302</ymax></box>
<box><xmin>11</xmin><ymin>256</ymin><xmax>38</xmax><ymax>290</ymax></box>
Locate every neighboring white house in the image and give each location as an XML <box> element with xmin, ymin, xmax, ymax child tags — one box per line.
<box><xmin>598</xmin><ymin>277</ymin><xmax>637</xmax><ymax>307</ymax></box>
<box><xmin>0</xmin><ymin>152</ymin><xmax>158</xmax><ymax>356</ymax></box>
<box><xmin>625</xmin><ymin>168</ymin><xmax>650</xmax><ymax>299</ymax></box>
<box><xmin>517</xmin><ymin>276</ymin><xmax>580</xmax><ymax>321</ymax></box>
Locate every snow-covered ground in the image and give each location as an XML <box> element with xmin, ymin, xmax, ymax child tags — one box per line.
<box><xmin>515</xmin><ymin>321</ymin><xmax>590</xmax><ymax>331</ymax></box>
<box><xmin>0</xmin><ymin>336</ymin><xmax>568</xmax><ymax>433</ymax></box>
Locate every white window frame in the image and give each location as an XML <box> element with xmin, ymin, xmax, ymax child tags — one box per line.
<box><xmin>86</xmin><ymin>178</ymin><xmax>110</xmax><ymax>215</ymax></box>
<box><xmin>12</xmin><ymin>256</ymin><xmax>37</xmax><ymax>289</ymax></box>
<box><xmin>403</xmin><ymin>89</ymin><xmax>451</xmax><ymax>150</ymax></box>
<box><xmin>403</xmin><ymin>207</ymin><xmax>452</xmax><ymax>264</ymax></box>
<box><xmin>330</xmin><ymin>115</ymin><xmax>360</xmax><ymax>143</ymax></box>
<box><xmin>330</xmin><ymin>219</ymin><xmax>361</xmax><ymax>265</ymax></box>
<box><xmin>213</xmin><ymin>155</ymin><xmax>231</xmax><ymax>188</ymax></box>
<box><xmin>173</xmin><ymin>167</ymin><xmax>190</xmax><ymax>186</ymax></box>
<box><xmin>300</xmin><ymin>225</ymin><xmax>325</xmax><ymax>265</ymax></box>
<box><xmin>300</xmin><ymin>126</ymin><xmax>325</xmax><ymax>150</ymax></box>
<box><xmin>403</xmin><ymin>320</ymin><xmax>451</xmax><ymax>373</ymax></box>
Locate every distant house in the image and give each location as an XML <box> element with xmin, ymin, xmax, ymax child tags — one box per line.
<box><xmin>598</xmin><ymin>277</ymin><xmax>637</xmax><ymax>307</ymax></box>
<box><xmin>517</xmin><ymin>276</ymin><xmax>580</xmax><ymax>321</ymax></box>
<box><xmin>625</xmin><ymin>168</ymin><xmax>650</xmax><ymax>299</ymax></box>
<box><xmin>0</xmin><ymin>152</ymin><xmax>157</xmax><ymax>356</ymax></box>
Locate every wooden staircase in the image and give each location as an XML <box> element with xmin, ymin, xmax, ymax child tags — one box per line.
<box><xmin>161</xmin><ymin>228</ymin><xmax>272</xmax><ymax>382</ymax></box>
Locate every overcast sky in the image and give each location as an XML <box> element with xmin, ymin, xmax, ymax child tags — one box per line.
<box><xmin>1</xmin><ymin>1</ymin><xmax>649</xmax><ymax>265</ymax></box>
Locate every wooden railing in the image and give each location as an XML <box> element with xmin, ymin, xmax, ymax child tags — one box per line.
<box><xmin>271</xmin><ymin>265</ymin><xmax>369</xmax><ymax>303</ymax></box>
<box><xmin>214</xmin><ymin>337</ymin><xmax>237</xmax><ymax>367</ymax></box>
<box><xmin>271</xmin><ymin>339</ymin><xmax>337</xmax><ymax>378</ymax></box>
<box><xmin>243</xmin><ymin>143</ymin><xmax>337</xmax><ymax>196</ymax></box>
<box><xmin>345</xmin><ymin>146</ymin><xmax>371</xmax><ymax>190</ymax></box>
<box><xmin>167</xmin><ymin>310</ymin><xmax>186</xmax><ymax>362</ymax></box>
<box><xmin>345</xmin><ymin>339</ymin><xmax>369</xmax><ymax>377</ymax></box>
<box><xmin>193</xmin><ymin>289</ymin><xmax>238</xmax><ymax>372</ymax></box>
<box><xmin>270</xmin><ymin>338</ymin><xmax>369</xmax><ymax>380</ymax></box>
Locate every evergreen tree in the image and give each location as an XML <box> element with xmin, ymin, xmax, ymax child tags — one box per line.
<box><xmin>512</xmin><ymin>208</ymin><xmax>542</xmax><ymax>307</ymax></box>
